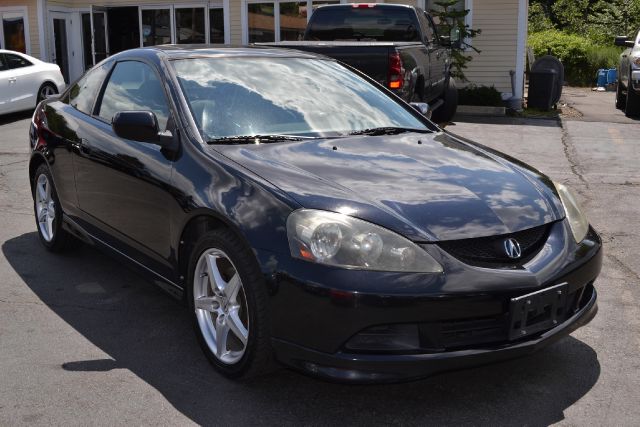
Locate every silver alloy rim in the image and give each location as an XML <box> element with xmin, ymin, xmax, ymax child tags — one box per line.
<box><xmin>194</xmin><ymin>248</ymin><xmax>249</xmax><ymax>365</ymax></box>
<box><xmin>35</xmin><ymin>174</ymin><xmax>55</xmax><ymax>242</ymax></box>
<box><xmin>40</xmin><ymin>85</ymin><xmax>55</xmax><ymax>100</ymax></box>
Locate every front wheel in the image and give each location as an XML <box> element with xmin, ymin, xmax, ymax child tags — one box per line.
<box><xmin>615</xmin><ymin>82</ymin><xmax>626</xmax><ymax>110</ymax></box>
<box><xmin>187</xmin><ymin>229</ymin><xmax>273</xmax><ymax>379</ymax></box>
<box><xmin>625</xmin><ymin>84</ymin><xmax>640</xmax><ymax>118</ymax></box>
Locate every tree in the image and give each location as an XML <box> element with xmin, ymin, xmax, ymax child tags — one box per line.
<box><xmin>429</xmin><ymin>0</ymin><xmax>481</xmax><ymax>82</ymax></box>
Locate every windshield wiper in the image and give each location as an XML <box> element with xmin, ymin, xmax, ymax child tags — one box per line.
<box><xmin>347</xmin><ymin>127</ymin><xmax>431</xmax><ymax>136</ymax></box>
<box><xmin>206</xmin><ymin>134</ymin><xmax>308</xmax><ymax>144</ymax></box>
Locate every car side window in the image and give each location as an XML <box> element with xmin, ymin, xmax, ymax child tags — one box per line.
<box><xmin>417</xmin><ymin>10</ymin><xmax>434</xmax><ymax>43</ymax></box>
<box><xmin>0</xmin><ymin>54</ymin><xmax>7</xmax><ymax>71</ymax></box>
<box><xmin>68</xmin><ymin>63</ymin><xmax>110</xmax><ymax>115</ymax></box>
<box><xmin>97</xmin><ymin>61</ymin><xmax>170</xmax><ymax>130</ymax></box>
<box><xmin>4</xmin><ymin>53</ymin><xmax>32</xmax><ymax>69</ymax></box>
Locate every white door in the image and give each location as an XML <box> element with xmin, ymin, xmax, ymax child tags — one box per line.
<box><xmin>90</xmin><ymin>6</ymin><xmax>109</xmax><ymax>66</ymax></box>
<box><xmin>50</xmin><ymin>12</ymin><xmax>72</xmax><ymax>83</ymax></box>
<box><xmin>0</xmin><ymin>52</ymin><xmax>37</xmax><ymax>113</ymax></box>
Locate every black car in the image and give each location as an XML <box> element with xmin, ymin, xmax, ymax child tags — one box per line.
<box><xmin>615</xmin><ymin>30</ymin><xmax>640</xmax><ymax>117</ymax></box>
<box><xmin>29</xmin><ymin>46</ymin><xmax>602</xmax><ymax>383</ymax></box>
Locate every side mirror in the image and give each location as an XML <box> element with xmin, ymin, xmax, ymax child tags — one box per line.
<box><xmin>410</xmin><ymin>102</ymin><xmax>432</xmax><ymax>119</ymax></box>
<box><xmin>439</xmin><ymin>35</ymin><xmax>451</xmax><ymax>47</ymax></box>
<box><xmin>614</xmin><ymin>36</ymin><xmax>634</xmax><ymax>47</ymax></box>
<box><xmin>112</xmin><ymin>111</ymin><xmax>160</xmax><ymax>143</ymax></box>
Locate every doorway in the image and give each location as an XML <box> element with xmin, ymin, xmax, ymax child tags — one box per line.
<box><xmin>50</xmin><ymin>12</ymin><xmax>70</xmax><ymax>82</ymax></box>
<box><xmin>107</xmin><ymin>7</ymin><xmax>140</xmax><ymax>55</ymax></box>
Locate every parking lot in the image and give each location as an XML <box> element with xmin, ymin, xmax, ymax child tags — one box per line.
<box><xmin>1</xmin><ymin>89</ymin><xmax>639</xmax><ymax>426</ymax></box>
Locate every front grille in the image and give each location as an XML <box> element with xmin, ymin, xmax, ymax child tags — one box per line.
<box><xmin>437</xmin><ymin>223</ymin><xmax>553</xmax><ymax>266</ymax></box>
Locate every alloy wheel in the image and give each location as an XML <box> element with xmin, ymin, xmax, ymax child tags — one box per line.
<box><xmin>193</xmin><ymin>248</ymin><xmax>250</xmax><ymax>365</ymax></box>
<box><xmin>35</xmin><ymin>174</ymin><xmax>55</xmax><ymax>242</ymax></box>
<box><xmin>39</xmin><ymin>85</ymin><xmax>56</xmax><ymax>101</ymax></box>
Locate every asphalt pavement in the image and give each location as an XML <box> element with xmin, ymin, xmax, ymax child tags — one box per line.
<box><xmin>0</xmin><ymin>92</ymin><xmax>639</xmax><ymax>426</ymax></box>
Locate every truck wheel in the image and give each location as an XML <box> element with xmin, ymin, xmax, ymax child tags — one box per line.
<box><xmin>431</xmin><ymin>78</ymin><xmax>458</xmax><ymax>124</ymax></box>
<box><xmin>615</xmin><ymin>82</ymin><xmax>626</xmax><ymax>110</ymax></box>
<box><xmin>625</xmin><ymin>84</ymin><xmax>640</xmax><ymax>118</ymax></box>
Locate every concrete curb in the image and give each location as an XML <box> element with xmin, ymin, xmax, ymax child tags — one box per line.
<box><xmin>456</xmin><ymin>105</ymin><xmax>506</xmax><ymax>116</ymax></box>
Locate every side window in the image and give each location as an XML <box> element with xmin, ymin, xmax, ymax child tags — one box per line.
<box><xmin>97</xmin><ymin>61</ymin><xmax>170</xmax><ymax>130</ymax></box>
<box><xmin>69</xmin><ymin>63</ymin><xmax>110</xmax><ymax>114</ymax></box>
<box><xmin>0</xmin><ymin>54</ymin><xmax>7</xmax><ymax>71</ymax></box>
<box><xmin>4</xmin><ymin>53</ymin><xmax>32</xmax><ymax>69</ymax></box>
<box><xmin>423</xmin><ymin>12</ymin><xmax>440</xmax><ymax>44</ymax></box>
<box><xmin>417</xmin><ymin>10</ymin><xmax>434</xmax><ymax>42</ymax></box>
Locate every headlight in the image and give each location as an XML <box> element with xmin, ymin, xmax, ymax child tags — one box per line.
<box><xmin>554</xmin><ymin>182</ymin><xmax>589</xmax><ymax>243</ymax></box>
<box><xmin>633</xmin><ymin>56</ymin><xmax>640</xmax><ymax>68</ymax></box>
<box><xmin>286</xmin><ymin>209</ymin><xmax>443</xmax><ymax>273</ymax></box>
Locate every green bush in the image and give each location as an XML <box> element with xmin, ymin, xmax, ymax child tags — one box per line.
<box><xmin>528</xmin><ymin>30</ymin><xmax>623</xmax><ymax>86</ymax></box>
<box><xmin>458</xmin><ymin>85</ymin><xmax>503</xmax><ymax>106</ymax></box>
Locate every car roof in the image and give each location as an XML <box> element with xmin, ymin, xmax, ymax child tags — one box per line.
<box><xmin>125</xmin><ymin>45</ymin><xmax>332</xmax><ymax>61</ymax></box>
<box><xmin>313</xmin><ymin>3</ymin><xmax>414</xmax><ymax>9</ymax></box>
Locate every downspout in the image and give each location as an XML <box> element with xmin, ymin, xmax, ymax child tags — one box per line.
<box><xmin>510</xmin><ymin>0</ymin><xmax>528</xmax><ymax>111</ymax></box>
<box><xmin>37</xmin><ymin>0</ymin><xmax>47</xmax><ymax>61</ymax></box>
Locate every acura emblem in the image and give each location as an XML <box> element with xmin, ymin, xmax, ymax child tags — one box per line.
<box><xmin>503</xmin><ymin>238</ymin><xmax>522</xmax><ymax>259</ymax></box>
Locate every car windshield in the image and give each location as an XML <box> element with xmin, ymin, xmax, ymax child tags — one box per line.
<box><xmin>171</xmin><ymin>57</ymin><xmax>430</xmax><ymax>142</ymax></box>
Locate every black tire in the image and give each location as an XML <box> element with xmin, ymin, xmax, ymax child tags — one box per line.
<box><xmin>32</xmin><ymin>164</ymin><xmax>76</xmax><ymax>252</ymax></box>
<box><xmin>36</xmin><ymin>82</ymin><xmax>57</xmax><ymax>105</ymax></box>
<box><xmin>625</xmin><ymin>82</ymin><xmax>640</xmax><ymax>118</ymax></box>
<box><xmin>187</xmin><ymin>228</ymin><xmax>273</xmax><ymax>379</ymax></box>
<box><xmin>615</xmin><ymin>82</ymin><xmax>626</xmax><ymax>110</ymax></box>
<box><xmin>431</xmin><ymin>77</ymin><xmax>458</xmax><ymax>124</ymax></box>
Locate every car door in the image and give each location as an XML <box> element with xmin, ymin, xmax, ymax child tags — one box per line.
<box><xmin>72</xmin><ymin>59</ymin><xmax>177</xmax><ymax>280</ymax></box>
<box><xmin>422</xmin><ymin>12</ymin><xmax>448</xmax><ymax>100</ymax></box>
<box><xmin>2</xmin><ymin>52</ymin><xmax>37</xmax><ymax>112</ymax></box>
<box><xmin>0</xmin><ymin>54</ymin><xmax>9</xmax><ymax>114</ymax></box>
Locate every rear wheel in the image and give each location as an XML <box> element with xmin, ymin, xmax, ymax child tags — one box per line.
<box><xmin>187</xmin><ymin>229</ymin><xmax>273</xmax><ymax>379</ymax></box>
<box><xmin>33</xmin><ymin>164</ymin><xmax>75</xmax><ymax>252</ymax></box>
<box><xmin>431</xmin><ymin>77</ymin><xmax>458</xmax><ymax>124</ymax></box>
<box><xmin>625</xmin><ymin>82</ymin><xmax>640</xmax><ymax>117</ymax></box>
<box><xmin>37</xmin><ymin>83</ymin><xmax>57</xmax><ymax>105</ymax></box>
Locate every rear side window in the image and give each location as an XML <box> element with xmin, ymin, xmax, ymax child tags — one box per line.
<box><xmin>306</xmin><ymin>6</ymin><xmax>420</xmax><ymax>42</ymax></box>
<box><xmin>97</xmin><ymin>61</ymin><xmax>170</xmax><ymax>130</ymax></box>
<box><xmin>4</xmin><ymin>53</ymin><xmax>32</xmax><ymax>69</ymax></box>
<box><xmin>69</xmin><ymin>63</ymin><xmax>110</xmax><ymax>115</ymax></box>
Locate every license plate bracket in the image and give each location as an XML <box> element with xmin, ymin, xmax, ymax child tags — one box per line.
<box><xmin>508</xmin><ymin>283</ymin><xmax>568</xmax><ymax>340</ymax></box>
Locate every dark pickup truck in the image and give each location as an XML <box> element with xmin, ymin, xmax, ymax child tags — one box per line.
<box><xmin>262</xmin><ymin>3</ymin><xmax>458</xmax><ymax>123</ymax></box>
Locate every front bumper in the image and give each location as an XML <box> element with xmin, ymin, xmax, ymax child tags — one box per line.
<box><xmin>272</xmin><ymin>286</ymin><xmax>597</xmax><ymax>383</ymax></box>
<box><xmin>632</xmin><ymin>70</ymin><xmax>640</xmax><ymax>91</ymax></box>
<box><xmin>261</xmin><ymin>222</ymin><xmax>602</xmax><ymax>383</ymax></box>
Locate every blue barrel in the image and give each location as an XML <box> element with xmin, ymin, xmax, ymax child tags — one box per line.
<box><xmin>596</xmin><ymin>69</ymin><xmax>607</xmax><ymax>87</ymax></box>
<box><xmin>607</xmin><ymin>68</ymin><xmax>617</xmax><ymax>84</ymax></box>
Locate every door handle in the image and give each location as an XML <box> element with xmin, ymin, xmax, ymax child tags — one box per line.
<box><xmin>8</xmin><ymin>77</ymin><xmax>16</xmax><ymax>83</ymax></box>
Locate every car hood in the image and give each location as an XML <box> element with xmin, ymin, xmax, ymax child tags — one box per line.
<box><xmin>212</xmin><ymin>131</ymin><xmax>564</xmax><ymax>242</ymax></box>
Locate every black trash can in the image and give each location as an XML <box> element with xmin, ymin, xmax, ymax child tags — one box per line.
<box><xmin>528</xmin><ymin>69</ymin><xmax>558</xmax><ymax>110</ymax></box>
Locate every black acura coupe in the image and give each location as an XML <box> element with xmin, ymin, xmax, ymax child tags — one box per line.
<box><xmin>29</xmin><ymin>46</ymin><xmax>602</xmax><ymax>383</ymax></box>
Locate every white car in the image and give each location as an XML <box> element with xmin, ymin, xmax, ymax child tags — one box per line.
<box><xmin>0</xmin><ymin>49</ymin><xmax>66</xmax><ymax>115</ymax></box>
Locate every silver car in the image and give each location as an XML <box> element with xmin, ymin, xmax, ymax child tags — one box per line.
<box><xmin>615</xmin><ymin>29</ymin><xmax>640</xmax><ymax>117</ymax></box>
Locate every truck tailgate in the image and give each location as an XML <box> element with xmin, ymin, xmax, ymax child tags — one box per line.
<box><xmin>260</xmin><ymin>41</ymin><xmax>397</xmax><ymax>86</ymax></box>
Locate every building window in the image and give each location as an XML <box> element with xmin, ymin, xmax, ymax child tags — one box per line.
<box><xmin>244</xmin><ymin>0</ymin><xmax>344</xmax><ymax>44</ymax></box>
<box><xmin>175</xmin><ymin>7</ymin><xmax>206</xmax><ymax>44</ymax></box>
<box><xmin>248</xmin><ymin>3</ymin><xmax>275</xmax><ymax>43</ymax></box>
<box><xmin>141</xmin><ymin>8</ymin><xmax>172</xmax><ymax>46</ymax></box>
<box><xmin>280</xmin><ymin>2</ymin><xmax>307</xmax><ymax>41</ymax></box>
<box><xmin>0</xmin><ymin>11</ymin><xmax>27</xmax><ymax>53</ymax></box>
<box><xmin>209</xmin><ymin>7</ymin><xmax>225</xmax><ymax>43</ymax></box>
